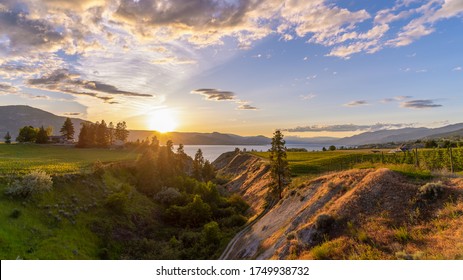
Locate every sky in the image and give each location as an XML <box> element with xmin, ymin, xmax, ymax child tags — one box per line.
<box><xmin>0</xmin><ymin>0</ymin><xmax>462</xmax><ymax>138</ymax></box>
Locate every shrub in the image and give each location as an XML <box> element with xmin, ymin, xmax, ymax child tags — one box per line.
<box><xmin>105</xmin><ymin>192</ymin><xmax>128</xmax><ymax>215</ymax></box>
<box><xmin>9</xmin><ymin>209</ymin><xmax>21</xmax><ymax>219</ymax></box>
<box><xmin>418</xmin><ymin>181</ymin><xmax>444</xmax><ymax>200</ymax></box>
<box><xmin>315</xmin><ymin>214</ymin><xmax>335</xmax><ymax>231</ymax></box>
<box><xmin>5</xmin><ymin>171</ymin><xmax>53</xmax><ymax>198</ymax></box>
<box><xmin>154</xmin><ymin>187</ymin><xmax>182</xmax><ymax>205</ymax></box>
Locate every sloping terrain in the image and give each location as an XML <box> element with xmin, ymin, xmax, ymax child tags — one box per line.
<box><xmin>214</xmin><ymin>152</ymin><xmax>271</xmax><ymax>216</ymax></box>
<box><xmin>215</xmin><ymin>153</ymin><xmax>463</xmax><ymax>260</ymax></box>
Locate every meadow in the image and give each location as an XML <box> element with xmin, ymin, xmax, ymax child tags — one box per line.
<box><xmin>0</xmin><ymin>144</ymin><xmax>141</xmax><ymax>175</ymax></box>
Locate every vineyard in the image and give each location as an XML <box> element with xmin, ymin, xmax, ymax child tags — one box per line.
<box><xmin>251</xmin><ymin>148</ymin><xmax>463</xmax><ymax>177</ymax></box>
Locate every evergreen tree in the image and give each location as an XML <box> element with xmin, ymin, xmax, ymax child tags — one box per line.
<box><xmin>176</xmin><ymin>143</ymin><xmax>188</xmax><ymax>173</ymax></box>
<box><xmin>202</xmin><ymin>160</ymin><xmax>216</xmax><ymax>182</ymax></box>
<box><xmin>193</xmin><ymin>149</ymin><xmax>205</xmax><ymax>181</ymax></box>
<box><xmin>269</xmin><ymin>130</ymin><xmax>291</xmax><ymax>200</ymax></box>
<box><xmin>60</xmin><ymin>117</ymin><xmax>75</xmax><ymax>140</ymax></box>
<box><xmin>77</xmin><ymin>123</ymin><xmax>90</xmax><ymax>147</ymax></box>
<box><xmin>4</xmin><ymin>131</ymin><xmax>11</xmax><ymax>144</ymax></box>
<box><xmin>36</xmin><ymin>126</ymin><xmax>49</xmax><ymax>144</ymax></box>
<box><xmin>96</xmin><ymin>120</ymin><xmax>109</xmax><ymax>147</ymax></box>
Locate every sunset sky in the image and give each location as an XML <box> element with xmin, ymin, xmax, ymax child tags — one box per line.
<box><xmin>0</xmin><ymin>0</ymin><xmax>462</xmax><ymax>137</ymax></box>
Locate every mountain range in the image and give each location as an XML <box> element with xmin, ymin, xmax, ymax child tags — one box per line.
<box><xmin>1</xmin><ymin>105</ymin><xmax>463</xmax><ymax>145</ymax></box>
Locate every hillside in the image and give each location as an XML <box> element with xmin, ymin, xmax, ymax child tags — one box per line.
<box><xmin>337</xmin><ymin>123</ymin><xmax>463</xmax><ymax>146</ymax></box>
<box><xmin>0</xmin><ymin>105</ymin><xmax>86</xmax><ymax>139</ymax></box>
<box><xmin>216</xmin><ymin>153</ymin><xmax>463</xmax><ymax>260</ymax></box>
<box><xmin>129</xmin><ymin>130</ymin><xmax>270</xmax><ymax>145</ymax></box>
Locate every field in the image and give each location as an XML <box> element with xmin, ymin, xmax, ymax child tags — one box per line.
<box><xmin>251</xmin><ymin>148</ymin><xmax>463</xmax><ymax>179</ymax></box>
<box><xmin>0</xmin><ymin>144</ymin><xmax>141</xmax><ymax>175</ymax></box>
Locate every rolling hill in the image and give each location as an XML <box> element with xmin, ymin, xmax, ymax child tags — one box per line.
<box><xmin>0</xmin><ymin>105</ymin><xmax>87</xmax><ymax>140</ymax></box>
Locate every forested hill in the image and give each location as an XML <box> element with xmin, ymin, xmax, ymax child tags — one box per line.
<box><xmin>0</xmin><ymin>105</ymin><xmax>87</xmax><ymax>139</ymax></box>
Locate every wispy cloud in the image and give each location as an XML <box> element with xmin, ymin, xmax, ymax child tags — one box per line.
<box><xmin>0</xmin><ymin>82</ymin><xmax>19</xmax><ymax>93</ymax></box>
<box><xmin>300</xmin><ymin>93</ymin><xmax>316</xmax><ymax>101</ymax></box>
<box><xmin>400</xmin><ymin>99</ymin><xmax>442</xmax><ymax>109</ymax></box>
<box><xmin>344</xmin><ymin>100</ymin><xmax>369</xmax><ymax>107</ymax></box>
<box><xmin>284</xmin><ymin>123</ymin><xmax>416</xmax><ymax>133</ymax></box>
<box><xmin>26</xmin><ymin>69</ymin><xmax>154</xmax><ymax>103</ymax></box>
<box><xmin>64</xmin><ymin>112</ymin><xmax>82</xmax><ymax>116</ymax></box>
<box><xmin>191</xmin><ymin>88</ymin><xmax>258</xmax><ymax>110</ymax></box>
<box><xmin>453</xmin><ymin>66</ymin><xmax>462</xmax><ymax>71</ymax></box>
<box><xmin>191</xmin><ymin>89</ymin><xmax>235</xmax><ymax>101</ymax></box>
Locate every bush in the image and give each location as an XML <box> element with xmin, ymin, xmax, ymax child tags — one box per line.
<box><xmin>154</xmin><ymin>187</ymin><xmax>182</xmax><ymax>205</ymax></box>
<box><xmin>105</xmin><ymin>192</ymin><xmax>128</xmax><ymax>214</ymax></box>
<box><xmin>315</xmin><ymin>214</ymin><xmax>335</xmax><ymax>231</ymax></box>
<box><xmin>5</xmin><ymin>171</ymin><xmax>53</xmax><ymax>198</ymax></box>
<box><xmin>418</xmin><ymin>182</ymin><xmax>444</xmax><ymax>200</ymax></box>
<box><xmin>9</xmin><ymin>209</ymin><xmax>21</xmax><ymax>219</ymax></box>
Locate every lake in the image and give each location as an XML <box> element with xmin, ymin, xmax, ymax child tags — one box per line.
<box><xmin>179</xmin><ymin>144</ymin><xmax>330</xmax><ymax>162</ymax></box>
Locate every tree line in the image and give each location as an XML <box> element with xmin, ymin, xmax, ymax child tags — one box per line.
<box><xmin>2</xmin><ymin>117</ymin><xmax>129</xmax><ymax>147</ymax></box>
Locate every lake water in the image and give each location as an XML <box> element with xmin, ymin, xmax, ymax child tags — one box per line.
<box><xmin>179</xmin><ymin>144</ymin><xmax>330</xmax><ymax>162</ymax></box>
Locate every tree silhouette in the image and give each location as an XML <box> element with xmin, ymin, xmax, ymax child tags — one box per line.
<box><xmin>269</xmin><ymin>130</ymin><xmax>291</xmax><ymax>200</ymax></box>
<box><xmin>60</xmin><ymin>117</ymin><xmax>75</xmax><ymax>140</ymax></box>
<box><xmin>36</xmin><ymin>126</ymin><xmax>49</xmax><ymax>144</ymax></box>
<box><xmin>16</xmin><ymin>126</ymin><xmax>38</xmax><ymax>143</ymax></box>
<box><xmin>4</xmin><ymin>131</ymin><xmax>11</xmax><ymax>144</ymax></box>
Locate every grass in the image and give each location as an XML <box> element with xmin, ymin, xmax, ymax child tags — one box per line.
<box><xmin>0</xmin><ymin>144</ymin><xmax>141</xmax><ymax>175</ymax></box>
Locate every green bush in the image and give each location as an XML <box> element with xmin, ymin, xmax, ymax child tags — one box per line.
<box><xmin>9</xmin><ymin>209</ymin><xmax>21</xmax><ymax>219</ymax></box>
<box><xmin>5</xmin><ymin>171</ymin><xmax>53</xmax><ymax>198</ymax></box>
<box><xmin>105</xmin><ymin>192</ymin><xmax>128</xmax><ymax>214</ymax></box>
<box><xmin>418</xmin><ymin>182</ymin><xmax>444</xmax><ymax>200</ymax></box>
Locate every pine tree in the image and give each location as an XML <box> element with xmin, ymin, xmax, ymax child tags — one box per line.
<box><xmin>60</xmin><ymin>118</ymin><xmax>75</xmax><ymax>140</ymax></box>
<box><xmin>193</xmin><ymin>149</ymin><xmax>205</xmax><ymax>181</ymax></box>
<box><xmin>96</xmin><ymin>120</ymin><xmax>109</xmax><ymax>147</ymax></box>
<box><xmin>4</xmin><ymin>131</ymin><xmax>11</xmax><ymax>144</ymax></box>
<box><xmin>36</xmin><ymin>126</ymin><xmax>49</xmax><ymax>144</ymax></box>
<box><xmin>269</xmin><ymin>130</ymin><xmax>291</xmax><ymax>200</ymax></box>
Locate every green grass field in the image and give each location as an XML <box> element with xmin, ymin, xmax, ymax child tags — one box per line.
<box><xmin>251</xmin><ymin>150</ymin><xmax>382</xmax><ymax>176</ymax></box>
<box><xmin>0</xmin><ymin>144</ymin><xmax>141</xmax><ymax>175</ymax></box>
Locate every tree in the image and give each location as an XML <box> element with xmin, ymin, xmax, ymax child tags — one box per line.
<box><xmin>329</xmin><ymin>145</ymin><xmax>336</xmax><ymax>151</ymax></box>
<box><xmin>96</xmin><ymin>120</ymin><xmax>109</xmax><ymax>147</ymax></box>
<box><xmin>115</xmin><ymin>121</ymin><xmax>129</xmax><ymax>142</ymax></box>
<box><xmin>269</xmin><ymin>130</ymin><xmax>291</xmax><ymax>200</ymax></box>
<box><xmin>36</xmin><ymin>126</ymin><xmax>49</xmax><ymax>144</ymax></box>
<box><xmin>202</xmin><ymin>160</ymin><xmax>216</xmax><ymax>182</ymax></box>
<box><xmin>4</xmin><ymin>131</ymin><xmax>11</xmax><ymax>144</ymax></box>
<box><xmin>16</xmin><ymin>126</ymin><xmax>38</xmax><ymax>143</ymax></box>
<box><xmin>60</xmin><ymin>117</ymin><xmax>75</xmax><ymax>140</ymax></box>
<box><xmin>193</xmin><ymin>149</ymin><xmax>205</xmax><ymax>181</ymax></box>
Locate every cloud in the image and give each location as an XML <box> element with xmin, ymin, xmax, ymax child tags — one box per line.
<box><xmin>64</xmin><ymin>112</ymin><xmax>82</xmax><ymax>116</ymax></box>
<box><xmin>284</xmin><ymin>123</ymin><xmax>416</xmax><ymax>133</ymax></box>
<box><xmin>237</xmin><ymin>104</ymin><xmax>258</xmax><ymax>110</ymax></box>
<box><xmin>300</xmin><ymin>93</ymin><xmax>316</xmax><ymax>100</ymax></box>
<box><xmin>344</xmin><ymin>100</ymin><xmax>368</xmax><ymax>107</ymax></box>
<box><xmin>453</xmin><ymin>66</ymin><xmax>462</xmax><ymax>71</ymax></box>
<box><xmin>381</xmin><ymin>96</ymin><xmax>413</xmax><ymax>103</ymax></box>
<box><xmin>26</xmin><ymin>69</ymin><xmax>154</xmax><ymax>102</ymax></box>
<box><xmin>191</xmin><ymin>88</ymin><xmax>236</xmax><ymax>101</ymax></box>
<box><xmin>151</xmin><ymin>56</ymin><xmax>197</xmax><ymax>65</ymax></box>
<box><xmin>191</xmin><ymin>88</ymin><xmax>258</xmax><ymax>110</ymax></box>
<box><xmin>386</xmin><ymin>0</ymin><xmax>463</xmax><ymax>47</ymax></box>
<box><xmin>0</xmin><ymin>82</ymin><xmax>19</xmax><ymax>93</ymax></box>
<box><xmin>400</xmin><ymin>99</ymin><xmax>443</xmax><ymax>109</ymax></box>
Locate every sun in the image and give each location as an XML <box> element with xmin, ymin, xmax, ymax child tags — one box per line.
<box><xmin>148</xmin><ymin>109</ymin><xmax>178</xmax><ymax>133</ymax></box>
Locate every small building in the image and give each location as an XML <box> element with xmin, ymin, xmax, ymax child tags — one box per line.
<box><xmin>48</xmin><ymin>135</ymin><xmax>67</xmax><ymax>144</ymax></box>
